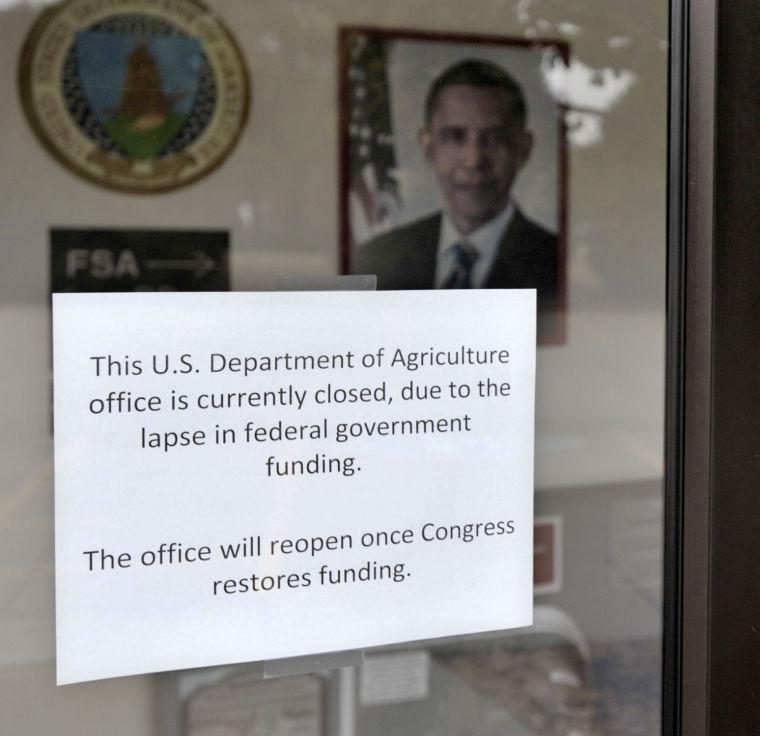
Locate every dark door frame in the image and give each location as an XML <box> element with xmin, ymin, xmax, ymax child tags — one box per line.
<box><xmin>667</xmin><ymin>1</ymin><xmax>760</xmax><ymax>733</ymax></box>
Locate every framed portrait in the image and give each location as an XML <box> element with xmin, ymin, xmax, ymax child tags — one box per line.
<box><xmin>339</xmin><ymin>28</ymin><xmax>568</xmax><ymax>344</ymax></box>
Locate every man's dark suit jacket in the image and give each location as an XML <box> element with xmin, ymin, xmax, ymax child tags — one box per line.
<box><xmin>352</xmin><ymin>208</ymin><xmax>559</xmax><ymax>337</ymax></box>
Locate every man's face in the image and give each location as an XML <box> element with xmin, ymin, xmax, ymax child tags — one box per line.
<box><xmin>420</xmin><ymin>84</ymin><xmax>533</xmax><ymax>236</ymax></box>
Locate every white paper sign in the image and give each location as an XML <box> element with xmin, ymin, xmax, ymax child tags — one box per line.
<box><xmin>53</xmin><ymin>290</ymin><xmax>535</xmax><ymax>684</ymax></box>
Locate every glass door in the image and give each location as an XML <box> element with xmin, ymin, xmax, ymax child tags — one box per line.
<box><xmin>0</xmin><ymin>1</ymin><xmax>692</xmax><ymax>734</ymax></box>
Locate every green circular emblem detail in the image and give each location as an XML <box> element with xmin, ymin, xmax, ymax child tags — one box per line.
<box><xmin>19</xmin><ymin>0</ymin><xmax>249</xmax><ymax>193</ymax></box>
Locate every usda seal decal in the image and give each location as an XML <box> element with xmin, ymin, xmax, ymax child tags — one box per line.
<box><xmin>19</xmin><ymin>0</ymin><xmax>249</xmax><ymax>192</ymax></box>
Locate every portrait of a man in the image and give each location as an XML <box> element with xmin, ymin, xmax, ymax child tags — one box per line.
<box><xmin>341</xmin><ymin>31</ymin><xmax>567</xmax><ymax>343</ymax></box>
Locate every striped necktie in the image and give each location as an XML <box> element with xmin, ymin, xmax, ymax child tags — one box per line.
<box><xmin>442</xmin><ymin>242</ymin><xmax>479</xmax><ymax>289</ymax></box>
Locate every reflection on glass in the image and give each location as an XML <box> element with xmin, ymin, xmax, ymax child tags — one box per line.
<box><xmin>0</xmin><ymin>0</ymin><xmax>666</xmax><ymax>734</ymax></box>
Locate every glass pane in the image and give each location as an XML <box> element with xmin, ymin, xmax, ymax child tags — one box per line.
<box><xmin>1</xmin><ymin>1</ymin><xmax>667</xmax><ymax>735</ymax></box>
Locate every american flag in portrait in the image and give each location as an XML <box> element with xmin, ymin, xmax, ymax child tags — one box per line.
<box><xmin>347</xmin><ymin>35</ymin><xmax>401</xmax><ymax>245</ymax></box>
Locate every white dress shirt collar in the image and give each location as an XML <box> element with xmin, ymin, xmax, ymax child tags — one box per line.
<box><xmin>435</xmin><ymin>201</ymin><xmax>516</xmax><ymax>288</ymax></box>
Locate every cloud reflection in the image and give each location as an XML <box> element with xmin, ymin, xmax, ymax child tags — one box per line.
<box><xmin>541</xmin><ymin>53</ymin><xmax>637</xmax><ymax>147</ymax></box>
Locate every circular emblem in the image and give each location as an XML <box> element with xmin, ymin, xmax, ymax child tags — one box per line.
<box><xmin>19</xmin><ymin>0</ymin><xmax>249</xmax><ymax>193</ymax></box>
